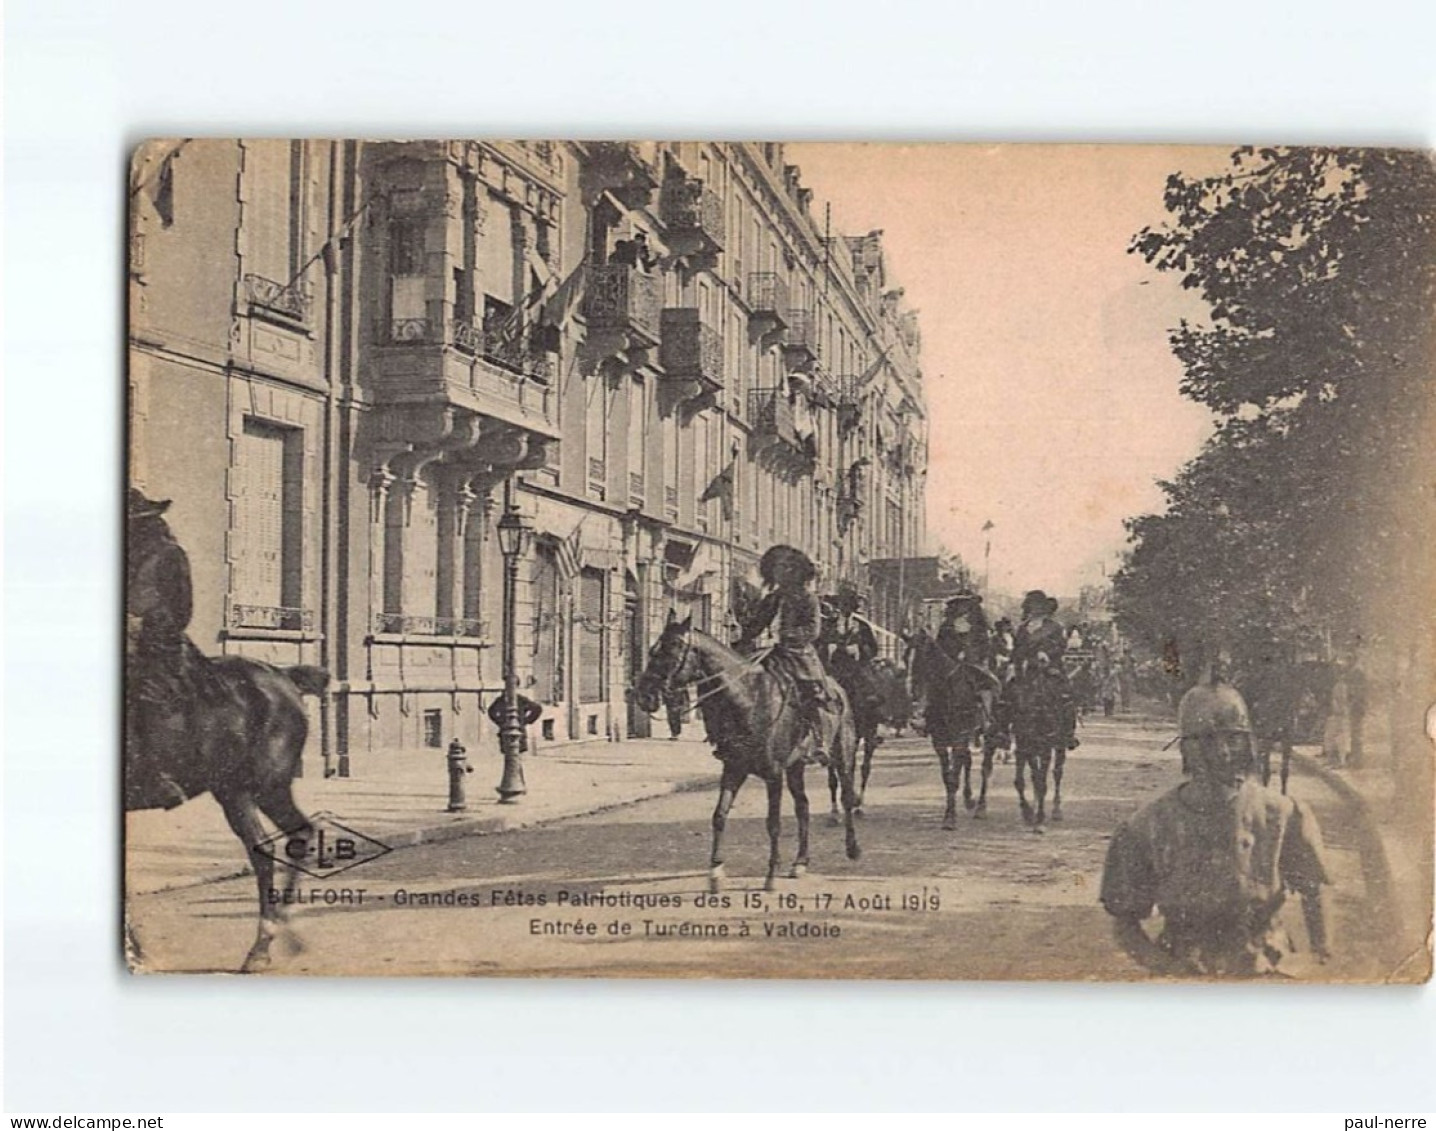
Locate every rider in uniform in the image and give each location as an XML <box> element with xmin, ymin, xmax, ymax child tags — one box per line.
<box><xmin>1011</xmin><ymin>589</ymin><xmax>1079</xmax><ymax>750</ymax></box>
<box><xmin>127</xmin><ymin>489</ymin><xmax>208</xmax><ymax>809</ymax></box>
<box><xmin>1100</xmin><ymin>667</ymin><xmax>1332</xmax><ymax>976</ymax></box>
<box><xmin>735</xmin><ymin>545</ymin><xmax>836</xmax><ymax>764</ymax></box>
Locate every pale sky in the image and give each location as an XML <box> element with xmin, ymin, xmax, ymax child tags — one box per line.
<box><xmin>788</xmin><ymin>143</ymin><xmax>1223</xmax><ymax>598</ymax></box>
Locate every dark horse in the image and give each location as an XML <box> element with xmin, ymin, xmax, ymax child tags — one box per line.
<box><xmin>1238</xmin><ymin>659</ymin><xmax>1354</xmax><ymax>794</ymax></box>
<box><xmin>823</xmin><ymin>650</ymin><xmax>906</xmax><ymax>821</ymax></box>
<box><xmin>125</xmin><ymin>649</ymin><xmax>328</xmax><ymax>972</ymax></box>
<box><xmin>1008</xmin><ymin>667</ymin><xmax>1070</xmax><ymax>832</ymax></box>
<box><xmin>633</xmin><ymin>615</ymin><xmax>861</xmax><ymax>892</ymax></box>
<box><xmin>909</xmin><ymin>634</ymin><xmax>997</xmax><ymax>828</ymax></box>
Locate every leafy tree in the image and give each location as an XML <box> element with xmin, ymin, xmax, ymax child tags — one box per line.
<box><xmin>1116</xmin><ymin>147</ymin><xmax>1436</xmax><ymax>676</ymax></box>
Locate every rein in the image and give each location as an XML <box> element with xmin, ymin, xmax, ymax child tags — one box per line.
<box><xmin>659</xmin><ymin>632</ymin><xmax>765</xmax><ymax>718</ymax></box>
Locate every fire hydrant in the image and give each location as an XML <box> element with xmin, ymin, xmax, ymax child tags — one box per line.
<box><xmin>446</xmin><ymin>737</ymin><xmax>473</xmax><ymax>813</ymax></box>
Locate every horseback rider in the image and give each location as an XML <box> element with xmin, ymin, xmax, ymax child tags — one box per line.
<box><xmin>1100</xmin><ymin>665</ymin><xmax>1333</xmax><ymax>976</ymax></box>
<box><xmin>734</xmin><ymin>545</ymin><xmax>837</xmax><ymax>764</ymax></box>
<box><xmin>1011</xmin><ymin>589</ymin><xmax>1079</xmax><ymax>750</ymax></box>
<box><xmin>936</xmin><ymin>591</ymin><xmax>992</xmax><ymax>669</ymax></box>
<box><xmin>821</xmin><ymin>588</ymin><xmax>879</xmax><ymax>670</ymax></box>
<box><xmin>126</xmin><ymin>488</ymin><xmax>209</xmax><ymax>809</ymax></box>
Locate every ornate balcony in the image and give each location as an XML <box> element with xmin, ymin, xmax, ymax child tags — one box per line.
<box><xmin>374</xmin><ymin>315</ymin><xmax>559</xmax><ymax>442</ymax></box>
<box><xmin>245</xmin><ymin>274</ymin><xmax>311</xmax><ymax>324</ymax></box>
<box><xmin>372</xmin><ymin>613</ymin><xmax>489</xmax><ymax>638</ymax></box>
<box><xmin>746</xmin><ymin>272</ymin><xmax>790</xmax><ymax>339</ymax></box>
<box><xmin>836</xmin><ymin>375</ymin><xmax>865</xmax><ymax>438</ymax></box>
<box><xmin>583</xmin><ymin>263</ymin><xmax>663</xmax><ymax>347</ymax></box>
<box><xmin>781</xmin><ymin>310</ymin><xmax>820</xmax><ymax>372</ymax></box>
<box><xmin>659</xmin><ymin>308</ymin><xmax>724</xmax><ymax>394</ymax></box>
<box><xmin>749</xmin><ymin>386</ymin><xmax>817</xmax><ymax>479</ymax></box>
<box><xmin>583</xmin><ymin>141</ymin><xmax>660</xmax><ymax>209</ymax></box>
<box><xmin>660</xmin><ymin>175</ymin><xmax>725</xmax><ymax>259</ymax></box>
<box><xmin>230</xmin><ymin>604</ymin><xmax>315</xmax><ymax>633</ymax></box>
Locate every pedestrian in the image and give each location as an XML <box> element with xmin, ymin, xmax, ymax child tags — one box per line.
<box><xmin>488</xmin><ymin>692</ymin><xmax>543</xmax><ymax>753</ymax></box>
<box><xmin>1099</xmin><ymin>669</ymin><xmax>1332</xmax><ymax>977</ymax></box>
<box><xmin>1101</xmin><ymin>668</ymin><xmax>1120</xmax><ymax>717</ymax></box>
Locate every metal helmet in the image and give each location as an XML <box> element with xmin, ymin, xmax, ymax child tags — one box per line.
<box><xmin>1177</xmin><ymin>682</ymin><xmax>1252</xmax><ymax>738</ymax></box>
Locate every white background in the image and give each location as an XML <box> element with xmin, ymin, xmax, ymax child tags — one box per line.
<box><xmin>5</xmin><ymin>0</ymin><xmax>1435</xmax><ymax>1112</ymax></box>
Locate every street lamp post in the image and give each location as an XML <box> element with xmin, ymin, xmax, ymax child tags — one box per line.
<box><xmin>495</xmin><ymin>482</ymin><xmax>534</xmax><ymax>804</ymax></box>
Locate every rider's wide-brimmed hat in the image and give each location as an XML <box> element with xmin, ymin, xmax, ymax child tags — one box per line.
<box><xmin>1022</xmin><ymin>589</ymin><xmax>1058</xmax><ymax>616</ymax></box>
<box><xmin>759</xmin><ymin>544</ymin><xmax>815</xmax><ymax>586</ymax></box>
<box><xmin>832</xmin><ymin>586</ymin><xmax>863</xmax><ymax>612</ymax></box>
<box><xmin>945</xmin><ymin>591</ymin><xmax>982</xmax><ymax>613</ymax></box>
<box><xmin>128</xmin><ymin>488</ymin><xmax>172</xmax><ymax>518</ymax></box>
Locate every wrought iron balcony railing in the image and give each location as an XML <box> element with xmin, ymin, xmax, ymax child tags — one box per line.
<box><xmin>659</xmin><ymin>308</ymin><xmax>724</xmax><ymax>390</ymax></box>
<box><xmin>245</xmin><ymin>274</ymin><xmax>311</xmax><ymax>323</ymax></box>
<box><xmin>748</xmin><ymin>387</ymin><xmax>798</xmax><ymax>447</ymax></box>
<box><xmin>747</xmin><ymin>272</ymin><xmax>791</xmax><ymax>321</ymax></box>
<box><xmin>372</xmin><ymin>613</ymin><xmax>489</xmax><ymax>638</ymax></box>
<box><xmin>231</xmin><ymin>604</ymin><xmax>315</xmax><ymax>633</ymax></box>
<box><xmin>782</xmin><ymin>310</ymin><xmax>819</xmax><ymax>366</ymax></box>
<box><xmin>660</xmin><ymin>175</ymin><xmax>725</xmax><ymax>253</ymax></box>
<box><xmin>384</xmin><ymin>316</ymin><xmax>553</xmax><ymax>383</ymax></box>
<box><xmin>583</xmin><ymin>263</ymin><xmax>663</xmax><ymax>345</ymax></box>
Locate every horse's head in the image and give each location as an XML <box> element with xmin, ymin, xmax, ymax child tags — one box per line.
<box><xmin>632</xmin><ymin>612</ymin><xmax>697</xmax><ymax>715</ymax></box>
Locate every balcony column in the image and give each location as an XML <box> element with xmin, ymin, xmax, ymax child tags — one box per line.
<box><xmin>368</xmin><ymin>466</ymin><xmax>396</xmax><ymax>632</ymax></box>
<box><xmin>434</xmin><ymin>467</ymin><xmax>461</xmax><ymax>624</ymax></box>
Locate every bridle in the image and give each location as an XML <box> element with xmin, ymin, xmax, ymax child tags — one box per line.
<box><xmin>648</xmin><ymin>627</ymin><xmax>761</xmax><ymax>717</ymax></box>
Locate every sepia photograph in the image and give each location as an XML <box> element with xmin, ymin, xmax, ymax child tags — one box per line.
<box><xmin>123</xmin><ymin>139</ymin><xmax>1435</xmax><ymax>982</ymax></box>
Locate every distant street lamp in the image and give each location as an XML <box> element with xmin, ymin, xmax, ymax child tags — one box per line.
<box><xmin>495</xmin><ymin>484</ymin><xmax>534</xmax><ymax>804</ymax></box>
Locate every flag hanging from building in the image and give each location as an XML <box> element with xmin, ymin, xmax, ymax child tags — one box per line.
<box><xmin>852</xmin><ymin>341</ymin><xmax>895</xmax><ymax>392</ymax></box>
<box><xmin>540</xmin><ymin>258</ymin><xmax>589</xmax><ymax>329</ymax></box>
<box><xmin>554</xmin><ymin>515</ymin><xmax>585</xmax><ymax>579</ymax></box>
<box><xmin>699</xmin><ymin>460</ymin><xmax>736</xmax><ymax>522</ymax></box>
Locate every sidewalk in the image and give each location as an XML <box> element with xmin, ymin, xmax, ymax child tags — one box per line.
<box><xmin>125</xmin><ymin>734</ymin><xmax>718</xmax><ymax>895</ymax></box>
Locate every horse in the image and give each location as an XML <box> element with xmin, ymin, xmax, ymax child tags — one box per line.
<box><xmin>1237</xmin><ymin>660</ymin><xmax>1352</xmax><ymax>793</ymax></box>
<box><xmin>908</xmin><ymin>635</ymin><xmax>997</xmax><ymax>829</ymax></box>
<box><xmin>125</xmin><ymin>649</ymin><xmax>329</xmax><ymax>972</ymax></box>
<box><xmin>632</xmin><ymin>614</ymin><xmax>861</xmax><ymax>893</ymax></box>
<box><xmin>1007</xmin><ymin>666</ymin><xmax>1071</xmax><ymax>832</ymax></box>
<box><xmin>822</xmin><ymin>647</ymin><xmax>898</xmax><ymax>820</ymax></box>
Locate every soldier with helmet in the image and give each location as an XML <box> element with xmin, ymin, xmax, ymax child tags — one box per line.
<box><xmin>1099</xmin><ymin>658</ymin><xmax>1333</xmax><ymax>977</ymax></box>
<box><xmin>734</xmin><ymin>545</ymin><xmax>838</xmax><ymax>764</ymax></box>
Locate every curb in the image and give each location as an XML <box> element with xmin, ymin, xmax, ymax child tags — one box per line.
<box><xmin>136</xmin><ymin>772</ymin><xmax>718</xmax><ymax>896</ymax></box>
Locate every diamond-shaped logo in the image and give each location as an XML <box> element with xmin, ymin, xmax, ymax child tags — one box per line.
<box><xmin>255</xmin><ymin>812</ymin><xmax>392</xmax><ymax>879</ymax></box>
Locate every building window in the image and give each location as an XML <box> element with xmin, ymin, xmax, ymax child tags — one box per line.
<box><xmin>578</xmin><ymin>567</ymin><xmax>607</xmax><ymax>704</ymax></box>
<box><xmin>388</xmin><ymin>217</ymin><xmax>427</xmax><ymax>327</ymax></box>
<box><xmin>231</xmin><ymin>418</ymin><xmax>305</xmax><ymax>630</ymax></box>
<box><xmin>423</xmin><ymin>709</ymin><xmax>443</xmax><ymax>749</ymax></box>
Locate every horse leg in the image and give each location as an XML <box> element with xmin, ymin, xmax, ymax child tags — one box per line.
<box><xmin>709</xmin><ymin>764</ymin><xmax>746</xmax><ymax>893</ymax></box>
<box><xmin>1031</xmin><ymin>749</ymin><xmax>1051</xmax><ymax>834</ymax></box>
<box><xmin>764</xmin><ymin>775</ymin><xmax>784</xmax><ymax>892</ymax></box>
<box><xmin>1280</xmin><ymin>740</ymin><xmax>1292</xmax><ymax>796</ymax></box>
<box><xmin>255</xmin><ymin>785</ymin><xmax>315</xmax><ymax>957</ymax></box>
<box><xmin>1050</xmin><ymin>747</ymin><xmax>1066</xmax><ymax>822</ymax></box>
<box><xmin>216</xmin><ymin>792</ymin><xmax>283</xmax><ymax>973</ymax></box>
<box><xmin>787</xmin><ymin>763</ymin><xmax>811</xmax><ymax>879</ymax></box>
<box><xmin>939</xmin><ymin>745</ymin><xmax>959</xmax><ymax>830</ymax></box>
<box><xmin>858</xmin><ymin>726</ymin><xmax>877</xmax><ymax>814</ymax></box>
<box><xmin>975</xmin><ymin>740</ymin><xmax>993</xmax><ymax>818</ymax></box>
<box><xmin>962</xmin><ymin>739</ymin><xmax>976</xmax><ymax>810</ymax></box>
<box><xmin>835</xmin><ymin>727</ymin><xmax>862</xmax><ymax>862</ymax></box>
<box><xmin>827</xmin><ymin>762</ymin><xmax>841</xmax><ymax>826</ymax></box>
<box><xmin>1015</xmin><ymin>750</ymin><xmax>1034</xmax><ymax>825</ymax></box>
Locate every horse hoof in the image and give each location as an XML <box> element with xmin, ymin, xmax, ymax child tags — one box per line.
<box><xmin>827</xmin><ymin>811</ymin><xmax>842</xmax><ymax>827</ymax></box>
<box><xmin>846</xmin><ymin>837</ymin><xmax>862</xmax><ymax>861</ymax></box>
<box><xmin>1020</xmin><ymin>808</ymin><xmax>1034</xmax><ymax>826</ymax></box>
<box><xmin>788</xmin><ymin>863</ymin><xmax>808</xmax><ymax>880</ymax></box>
<box><xmin>942</xmin><ymin>813</ymin><xmax>958</xmax><ymax>831</ymax></box>
<box><xmin>854</xmin><ymin>806</ymin><xmax>865</xmax><ymax>819</ymax></box>
<box><xmin>240</xmin><ymin>950</ymin><xmax>272</xmax><ymax>974</ymax></box>
<box><xmin>963</xmin><ymin>796</ymin><xmax>976</xmax><ymax>811</ymax></box>
<box><xmin>1032</xmin><ymin>823</ymin><xmax>1046</xmax><ymax>835</ymax></box>
<box><xmin>1051</xmin><ymin>808</ymin><xmax>1063</xmax><ymax>823</ymax></box>
<box><xmin>708</xmin><ymin>866</ymin><xmax>725</xmax><ymax>894</ymax></box>
<box><xmin>973</xmin><ymin>804</ymin><xmax>987</xmax><ymax>819</ymax></box>
<box><xmin>764</xmin><ymin>876</ymin><xmax>778</xmax><ymax>893</ymax></box>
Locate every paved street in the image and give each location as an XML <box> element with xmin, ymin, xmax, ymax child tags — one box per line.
<box><xmin>127</xmin><ymin>716</ymin><xmax>1400</xmax><ymax>980</ymax></box>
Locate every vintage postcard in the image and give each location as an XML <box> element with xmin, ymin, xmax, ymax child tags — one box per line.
<box><xmin>125</xmin><ymin>140</ymin><xmax>1434</xmax><ymax>980</ymax></box>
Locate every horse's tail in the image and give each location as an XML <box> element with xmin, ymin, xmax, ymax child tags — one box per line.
<box><xmin>284</xmin><ymin>665</ymin><xmax>330</xmax><ymax>697</ymax></box>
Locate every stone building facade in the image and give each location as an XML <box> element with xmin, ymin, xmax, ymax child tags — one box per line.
<box><xmin>128</xmin><ymin>139</ymin><xmax>928</xmax><ymax>772</ymax></box>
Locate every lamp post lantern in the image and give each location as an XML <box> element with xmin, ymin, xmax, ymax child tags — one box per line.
<box><xmin>495</xmin><ymin>482</ymin><xmax>534</xmax><ymax>804</ymax></box>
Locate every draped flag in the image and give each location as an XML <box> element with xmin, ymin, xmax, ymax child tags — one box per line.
<box><xmin>699</xmin><ymin>460</ymin><xmax>736</xmax><ymax>522</ymax></box>
<box><xmin>852</xmin><ymin>341</ymin><xmax>895</xmax><ymax>392</ymax></box>
<box><xmin>540</xmin><ymin>258</ymin><xmax>589</xmax><ymax>329</ymax></box>
<box><xmin>554</xmin><ymin>515</ymin><xmax>585</xmax><ymax>579</ymax></box>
